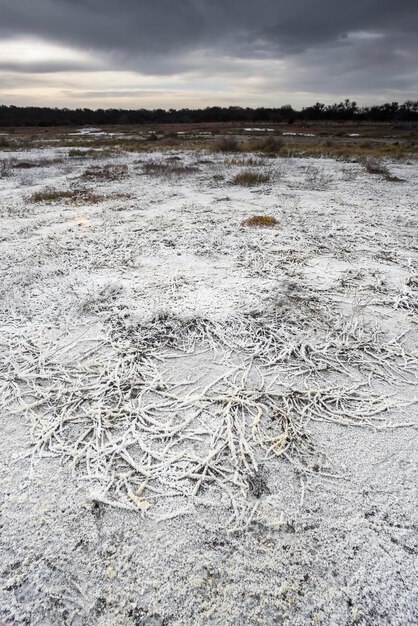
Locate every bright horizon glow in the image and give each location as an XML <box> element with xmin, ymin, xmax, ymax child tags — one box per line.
<box><xmin>0</xmin><ymin>36</ymin><xmax>94</xmax><ymax>66</ymax></box>
<box><xmin>0</xmin><ymin>30</ymin><xmax>416</xmax><ymax>109</ymax></box>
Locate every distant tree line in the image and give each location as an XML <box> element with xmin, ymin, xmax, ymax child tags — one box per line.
<box><xmin>0</xmin><ymin>100</ymin><xmax>417</xmax><ymax>127</ymax></box>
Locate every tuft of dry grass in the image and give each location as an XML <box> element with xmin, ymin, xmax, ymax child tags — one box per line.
<box><xmin>233</xmin><ymin>170</ymin><xmax>270</xmax><ymax>186</ymax></box>
<box><xmin>241</xmin><ymin>214</ymin><xmax>279</xmax><ymax>227</ymax></box>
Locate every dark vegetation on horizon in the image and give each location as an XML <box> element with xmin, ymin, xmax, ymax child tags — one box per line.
<box><xmin>0</xmin><ymin>100</ymin><xmax>417</xmax><ymax>127</ymax></box>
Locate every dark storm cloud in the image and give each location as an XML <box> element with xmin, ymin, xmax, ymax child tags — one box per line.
<box><xmin>0</xmin><ymin>0</ymin><xmax>417</xmax><ymax>101</ymax></box>
<box><xmin>1</xmin><ymin>1</ymin><xmax>417</xmax><ymax>58</ymax></box>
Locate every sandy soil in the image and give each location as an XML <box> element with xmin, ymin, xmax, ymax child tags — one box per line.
<box><xmin>0</xmin><ymin>147</ymin><xmax>417</xmax><ymax>625</ymax></box>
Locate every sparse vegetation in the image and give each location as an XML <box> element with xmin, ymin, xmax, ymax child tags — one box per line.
<box><xmin>233</xmin><ymin>170</ymin><xmax>270</xmax><ymax>186</ymax></box>
<box><xmin>2</xmin><ymin>121</ymin><xmax>416</xmax><ymax>159</ymax></box>
<box><xmin>0</xmin><ymin>105</ymin><xmax>417</xmax><ymax>626</ymax></box>
<box><xmin>284</xmin><ymin>139</ymin><xmax>418</xmax><ymax>160</ymax></box>
<box><xmin>241</xmin><ymin>214</ymin><xmax>279</xmax><ymax>227</ymax></box>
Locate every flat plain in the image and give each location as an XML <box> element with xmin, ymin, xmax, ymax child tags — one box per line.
<box><xmin>0</xmin><ymin>125</ymin><xmax>417</xmax><ymax>626</ymax></box>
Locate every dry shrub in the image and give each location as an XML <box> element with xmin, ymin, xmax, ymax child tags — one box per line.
<box><xmin>241</xmin><ymin>215</ymin><xmax>279</xmax><ymax>227</ymax></box>
<box><xmin>159</xmin><ymin>136</ymin><xmax>181</xmax><ymax>147</ymax></box>
<box><xmin>341</xmin><ymin>165</ymin><xmax>359</xmax><ymax>181</ymax></box>
<box><xmin>0</xmin><ymin>159</ymin><xmax>14</xmax><ymax>177</ymax></box>
<box><xmin>68</xmin><ymin>149</ymin><xmax>89</xmax><ymax>158</ymax></box>
<box><xmin>233</xmin><ymin>170</ymin><xmax>270</xmax><ymax>186</ymax></box>
<box><xmin>305</xmin><ymin>165</ymin><xmax>332</xmax><ymax>190</ymax></box>
<box><xmin>29</xmin><ymin>188</ymin><xmax>103</xmax><ymax>204</ymax></box>
<box><xmin>142</xmin><ymin>159</ymin><xmax>198</xmax><ymax>178</ymax></box>
<box><xmin>163</xmin><ymin>130</ymin><xmax>179</xmax><ymax>140</ymax></box>
<box><xmin>361</xmin><ymin>157</ymin><xmax>390</xmax><ymax>176</ymax></box>
<box><xmin>13</xmin><ymin>157</ymin><xmax>63</xmax><ymax>169</ymax></box>
<box><xmin>68</xmin><ymin>148</ymin><xmax>116</xmax><ymax>159</ymax></box>
<box><xmin>81</xmin><ymin>164</ymin><xmax>128</xmax><ymax>181</ymax></box>
<box><xmin>249</xmin><ymin>136</ymin><xmax>284</xmax><ymax>155</ymax></box>
<box><xmin>29</xmin><ymin>189</ymin><xmax>74</xmax><ymax>203</ymax></box>
<box><xmin>213</xmin><ymin>136</ymin><xmax>240</xmax><ymax>152</ymax></box>
<box><xmin>226</xmin><ymin>157</ymin><xmax>265</xmax><ymax>167</ymax></box>
<box><xmin>196</xmin><ymin>158</ymin><xmax>213</xmax><ymax>164</ymax></box>
<box><xmin>73</xmin><ymin>190</ymin><xmax>105</xmax><ymax>204</ymax></box>
<box><xmin>160</xmin><ymin>130</ymin><xmax>183</xmax><ymax>146</ymax></box>
<box><xmin>361</xmin><ymin>157</ymin><xmax>403</xmax><ymax>181</ymax></box>
<box><xmin>0</xmin><ymin>136</ymin><xmax>11</xmax><ymax>148</ymax></box>
<box><xmin>14</xmin><ymin>161</ymin><xmax>40</xmax><ymax>169</ymax></box>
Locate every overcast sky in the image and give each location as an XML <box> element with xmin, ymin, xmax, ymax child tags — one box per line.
<box><xmin>0</xmin><ymin>0</ymin><xmax>417</xmax><ymax>108</ymax></box>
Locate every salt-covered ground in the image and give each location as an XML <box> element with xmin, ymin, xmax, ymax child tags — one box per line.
<box><xmin>0</xmin><ymin>147</ymin><xmax>417</xmax><ymax>626</ymax></box>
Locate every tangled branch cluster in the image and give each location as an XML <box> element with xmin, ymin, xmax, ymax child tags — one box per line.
<box><xmin>2</xmin><ymin>309</ymin><xmax>417</xmax><ymax>528</ymax></box>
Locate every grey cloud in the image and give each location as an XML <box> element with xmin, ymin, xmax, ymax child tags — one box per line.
<box><xmin>0</xmin><ymin>61</ymin><xmax>100</xmax><ymax>73</ymax></box>
<box><xmin>0</xmin><ymin>0</ymin><xmax>417</xmax><ymax>102</ymax></box>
